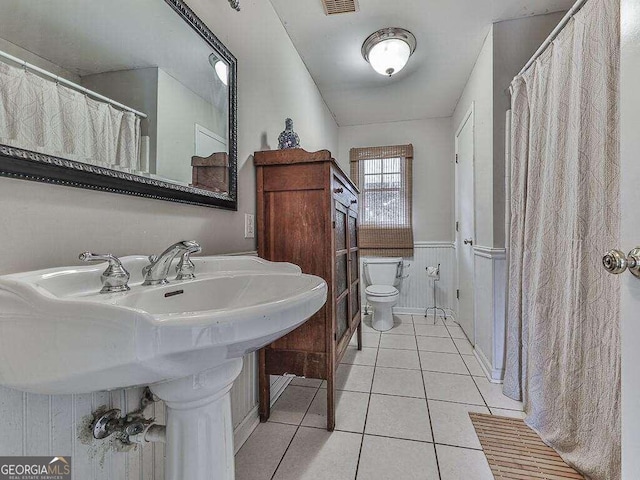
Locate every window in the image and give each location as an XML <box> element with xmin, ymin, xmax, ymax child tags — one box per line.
<box><xmin>350</xmin><ymin>144</ymin><xmax>414</xmax><ymax>256</ymax></box>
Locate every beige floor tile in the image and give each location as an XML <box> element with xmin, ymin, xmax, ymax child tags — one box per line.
<box><xmin>436</xmin><ymin>444</ymin><xmax>494</xmax><ymax>480</ymax></box>
<box><xmin>290</xmin><ymin>377</ymin><xmax>323</xmax><ymax>388</ymax></box>
<box><xmin>453</xmin><ymin>337</ymin><xmax>474</xmax><ymax>354</ymax></box>
<box><xmin>365</xmin><ymin>394</ymin><xmax>432</xmax><ymax>442</ymax></box>
<box><xmin>379</xmin><ymin>334</ymin><xmax>417</xmax><ymax>350</ymax></box>
<box><xmin>429</xmin><ymin>400</ymin><xmax>489</xmax><ymax>449</ymax></box>
<box><xmin>443</xmin><ymin>317</ymin><xmax>459</xmax><ymax>326</ymax></box>
<box><xmin>490</xmin><ymin>407</ymin><xmax>526</xmax><ymax>419</ymax></box>
<box><xmin>423</xmin><ymin>371</ymin><xmax>484</xmax><ymax>405</ymax></box>
<box><xmin>302</xmin><ymin>390</ymin><xmax>369</xmax><ymax>433</ymax></box>
<box><xmin>235</xmin><ymin>422</ymin><xmax>298</xmax><ymax>480</ymax></box>
<box><xmin>382</xmin><ymin>323</ymin><xmax>415</xmax><ymax>336</ymax></box>
<box><xmin>447</xmin><ymin>325</ymin><xmax>468</xmax><ymax>339</ymax></box>
<box><xmin>350</xmin><ymin>332</ymin><xmax>380</xmax><ymax>348</ymax></box>
<box><xmin>417</xmin><ymin>336</ymin><xmax>458</xmax><ymax>353</ymax></box>
<box><xmin>413</xmin><ymin>314</ymin><xmax>445</xmax><ymax>325</ymax></box>
<box><xmin>414</xmin><ymin>324</ymin><xmax>451</xmax><ymax>338</ymax></box>
<box><xmin>340</xmin><ymin>346</ymin><xmax>378</xmax><ymax>366</ymax></box>
<box><xmin>356</xmin><ymin>435</ymin><xmax>439</xmax><ymax>480</ymax></box>
<box><xmin>273</xmin><ymin>427</ymin><xmax>362</xmax><ymax>480</ymax></box>
<box><xmin>376</xmin><ymin>348</ymin><xmax>421</xmax><ymax>370</ymax></box>
<box><xmin>360</xmin><ymin>319</ymin><xmax>378</xmax><ymax>334</ymax></box>
<box><xmin>474</xmin><ymin>377</ymin><xmax>524</xmax><ymax>410</ymax></box>
<box><xmin>461</xmin><ymin>355</ymin><xmax>486</xmax><ymax>377</ymax></box>
<box><xmin>322</xmin><ymin>364</ymin><xmax>375</xmax><ymax>393</ymax></box>
<box><xmin>419</xmin><ymin>351</ymin><xmax>469</xmax><ymax>375</ymax></box>
<box><xmin>372</xmin><ymin>367</ymin><xmax>425</xmax><ymax>398</ymax></box>
<box><xmin>269</xmin><ymin>385</ymin><xmax>318</xmax><ymax>425</ymax></box>
<box><xmin>394</xmin><ymin>314</ymin><xmax>414</xmax><ymax>323</ymax></box>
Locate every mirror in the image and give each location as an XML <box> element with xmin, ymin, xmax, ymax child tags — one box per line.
<box><xmin>0</xmin><ymin>0</ymin><xmax>237</xmax><ymax>209</ymax></box>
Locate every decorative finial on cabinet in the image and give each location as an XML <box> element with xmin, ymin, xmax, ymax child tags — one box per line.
<box><xmin>278</xmin><ymin>118</ymin><xmax>301</xmax><ymax>149</ymax></box>
<box><xmin>228</xmin><ymin>0</ymin><xmax>240</xmax><ymax>11</ymax></box>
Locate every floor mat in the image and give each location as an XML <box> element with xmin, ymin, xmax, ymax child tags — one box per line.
<box><xmin>469</xmin><ymin>413</ymin><xmax>584</xmax><ymax>480</ymax></box>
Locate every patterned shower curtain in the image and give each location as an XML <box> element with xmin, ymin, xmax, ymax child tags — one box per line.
<box><xmin>503</xmin><ymin>0</ymin><xmax>621</xmax><ymax>478</ymax></box>
<box><xmin>0</xmin><ymin>61</ymin><xmax>141</xmax><ymax>171</ymax></box>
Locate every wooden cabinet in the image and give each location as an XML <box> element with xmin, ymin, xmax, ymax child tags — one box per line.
<box><xmin>254</xmin><ymin>148</ymin><xmax>361</xmax><ymax>431</ymax></box>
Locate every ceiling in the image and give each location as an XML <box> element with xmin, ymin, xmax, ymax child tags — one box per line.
<box><xmin>269</xmin><ymin>0</ymin><xmax>575</xmax><ymax>126</ymax></box>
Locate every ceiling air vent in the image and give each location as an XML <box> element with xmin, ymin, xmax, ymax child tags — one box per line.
<box><xmin>322</xmin><ymin>0</ymin><xmax>359</xmax><ymax>15</ymax></box>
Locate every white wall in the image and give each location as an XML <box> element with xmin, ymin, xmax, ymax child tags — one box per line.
<box><xmin>452</xmin><ymin>14</ymin><xmax>564</xmax><ymax>380</ymax></box>
<box><xmin>492</xmin><ymin>11</ymin><xmax>566</xmax><ymax>247</ymax></box>
<box><xmin>0</xmin><ymin>0</ymin><xmax>338</xmax><ymax>476</ymax></box>
<box><xmin>338</xmin><ymin>117</ymin><xmax>454</xmax><ymax>243</ymax></box>
<box><xmin>453</xmin><ymin>27</ymin><xmax>494</xmax><ymax>249</ymax></box>
<box><xmin>156</xmin><ymin>68</ymin><xmax>224</xmax><ymax>184</ymax></box>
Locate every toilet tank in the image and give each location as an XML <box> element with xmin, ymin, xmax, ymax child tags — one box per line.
<box><xmin>364</xmin><ymin>258</ymin><xmax>403</xmax><ymax>286</ymax></box>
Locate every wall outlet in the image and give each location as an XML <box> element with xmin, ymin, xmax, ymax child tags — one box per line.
<box><xmin>244</xmin><ymin>213</ymin><xmax>255</xmax><ymax>239</ymax></box>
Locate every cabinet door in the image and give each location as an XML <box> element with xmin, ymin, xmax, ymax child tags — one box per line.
<box><xmin>334</xmin><ymin>201</ymin><xmax>350</xmax><ymax>346</ymax></box>
<box><xmin>347</xmin><ymin>206</ymin><xmax>361</xmax><ymax>330</ymax></box>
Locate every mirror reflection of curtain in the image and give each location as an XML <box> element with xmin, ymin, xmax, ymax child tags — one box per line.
<box><xmin>0</xmin><ymin>61</ymin><xmax>140</xmax><ymax>171</ymax></box>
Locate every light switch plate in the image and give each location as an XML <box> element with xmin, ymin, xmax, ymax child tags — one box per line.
<box><xmin>244</xmin><ymin>213</ymin><xmax>255</xmax><ymax>239</ymax></box>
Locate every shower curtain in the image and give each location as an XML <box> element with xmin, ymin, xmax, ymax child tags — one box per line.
<box><xmin>503</xmin><ymin>0</ymin><xmax>620</xmax><ymax>478</ymax></box>
<box><xmin>0</xmin><ymin>61</ymin><xmax>141</xmax><ymax>171</ymax></box>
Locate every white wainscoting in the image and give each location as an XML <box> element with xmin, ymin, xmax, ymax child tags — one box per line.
<box><xmin>361</xmin><ymin>242</ymin><xmax>457</xmax><ymax>317</ymax></box>
<box><xmin>472</xmin><ymin>246</ymin><xmax>507</xmax><ymax>383</ymax></box>
<box><xmin>0</xmin><ymin>250</ymin><xmax>289</xmax><ymax>479</ymax></box>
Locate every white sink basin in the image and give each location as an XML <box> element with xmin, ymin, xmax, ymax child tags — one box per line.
<box><xmin>0</xmin><ymin>255</ymin><xmax>327</xmax><ymax>480</ymax></box>
<box><xmin>0</xmin><ymin>255</ymin><xmax>327</xmax><ymax>395</ymax></box>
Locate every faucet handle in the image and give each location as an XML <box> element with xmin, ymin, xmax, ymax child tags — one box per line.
<box><xmin>176</xmin><ymin>251</ymin><xmax>197</xmax><ymax>281</ymax></box>
<box><xmin>79</xmin><ymin>252</ymin><xmax>130</xmax><ymax>294</ymax></box>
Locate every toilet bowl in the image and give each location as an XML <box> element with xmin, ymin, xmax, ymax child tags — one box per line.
<box><xmin>364</xmin><ymin>258</ymin><xmax>404</xmax><ymax>332</ymax></box>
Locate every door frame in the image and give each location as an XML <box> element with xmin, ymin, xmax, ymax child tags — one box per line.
<box><xmin>620</xmin><ymin>0</ymin><xmax>640</xmax><ymax>475</ymax></box>
<box><xmin>454</xmin><ymin>102</ymin><xmax>476</xmax><ymax>342</ymax></box>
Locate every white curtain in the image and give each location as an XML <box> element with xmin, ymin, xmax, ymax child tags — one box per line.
<box><xmin>503</xmin><ymin>0</ymin><xmax>620</xmax><ymax>479</ymax></box>
<box><xmin>0</xmin><ymin>61</ymin><xmax>140</xmax><ymax>171</ymax></box>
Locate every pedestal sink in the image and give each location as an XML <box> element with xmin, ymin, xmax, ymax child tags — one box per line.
<box><xmin>0</xmin><ymin>255</ymin><xmax>327</xmax><ymax>480</ymax></box>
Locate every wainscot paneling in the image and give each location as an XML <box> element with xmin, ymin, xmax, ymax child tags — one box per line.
<box><xmin>360</xmin><ymin>242</ymin><xmax>456</xmax><ymax>317</ymax></box>
<box><xmin>473</xmin><ymin>246</ymin><xmax>507</xmax><ymax>383</ymax></box>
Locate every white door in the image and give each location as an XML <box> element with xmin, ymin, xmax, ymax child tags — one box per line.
<box><xmin>455</xmin><ymin>104</ymin><xmax>475</xmax><ymax>343</ymax></box>
<box><xmin>195</xmin><ymin>123</ymin><xmax>227</xmax><ymax>157</ymax></box>
<box><xmin>620</xmin><ymin>2</ymin><xmax>640</xmax><ymax>477</ymax></box>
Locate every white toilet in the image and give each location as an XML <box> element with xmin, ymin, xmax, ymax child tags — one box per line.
<box><xmin>364</xmin><ymin>258</ymin><xmax>403</xmax><ymax>332</ymax></box>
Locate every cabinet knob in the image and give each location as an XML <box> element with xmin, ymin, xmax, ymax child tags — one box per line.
<box><xmin>334</xmin><ymin>187</ymin><xmax>344</xmax><ymax>194</ymax></box>
<box><xmin>350</xmin><ymin>199</ymin><xmax>357</xmax><ymax>204</ymax></box>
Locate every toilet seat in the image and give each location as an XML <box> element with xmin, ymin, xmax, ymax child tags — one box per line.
<box><xmin>365</xmin><ymin>284</ymin><xmax>399</xmax><ymax>297</ymax></box>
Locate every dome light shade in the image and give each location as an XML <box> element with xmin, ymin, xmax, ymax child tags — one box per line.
<box><xmin>214</xmin><ymin>61</ymin><xmax>229</xmax><ymax>86</ymax></box>
<box><xmin>362</xmin><ymin>28</ymin><xmax>417</xmax><ymax>77</ymax></box>
<box><xmin>209</xmin><ymin>54</ymin><xmax>229</xmax><ymax>86</ymax></box>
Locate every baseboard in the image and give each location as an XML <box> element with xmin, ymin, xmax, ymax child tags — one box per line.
<box><xmin>474</xmin><ymin>347</ymin><xmax>504</xmax><ymax>384</ymax></box>
<box><xmin>393</xmin><ymin>307</ymin><xmax>456</xmax><ymax>319</ymax></box>
<box><xmin>233</xmin><ymin>405</ymin><xmax>260</xmax><ymax>453</ymax></box>
<box><xmin>233</xmin><ymin>374</ymin><xmax>293</xmax><ymax>452</ymax></box>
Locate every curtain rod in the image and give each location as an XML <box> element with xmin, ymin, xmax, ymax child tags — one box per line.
<box><xmin>516</xmin><ymin>0</ymin><xmax>589</xmax><ymax>77</ymax></box>
<box><xmin>0</xmin><ymin>49</ymin><xmax>148</xmax><ymax>119</ymax></box>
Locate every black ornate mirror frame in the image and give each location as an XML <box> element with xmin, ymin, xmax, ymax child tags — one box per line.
<box><xmin>0</xmin><ymin>0</ymin><xmax>238</xmax><ymax>210</ymax></box>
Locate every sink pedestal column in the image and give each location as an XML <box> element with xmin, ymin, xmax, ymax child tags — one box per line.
<box><xmin>150</xmin><ymin>358</ymin><xmax>244</xmax><ymax>480</ymax></box>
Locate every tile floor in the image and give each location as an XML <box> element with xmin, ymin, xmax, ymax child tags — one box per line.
<box><xmin>235</xmin><ymin>314</ymin><xmax>524</xmax><ymax>480</ymax></box>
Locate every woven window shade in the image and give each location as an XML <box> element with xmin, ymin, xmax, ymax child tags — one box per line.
<box><xmin>350</xmin><ymin>144</ymin><xmax>414</xmax><ymax>257</ymax></box>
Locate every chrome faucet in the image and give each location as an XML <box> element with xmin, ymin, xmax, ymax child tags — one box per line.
<box><xmin>142</xmin><ymin>241</ymin><xmax>202</xmax><ymax>286</ymax></box>
<box><xmin>79</xmin><ymin>252</ymin><xmax>131</xmax><ymax>294</ymax></box>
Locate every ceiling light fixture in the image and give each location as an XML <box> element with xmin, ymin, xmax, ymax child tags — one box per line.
<box><xmin>209</xmin><ymin>54</ymin><xmax>229</xmax><ymax>86</ymax></box>
<box><xmin>361</xmin><ymin>27</ymin><xmax>417</xmax><ymax>77</ymax></box>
